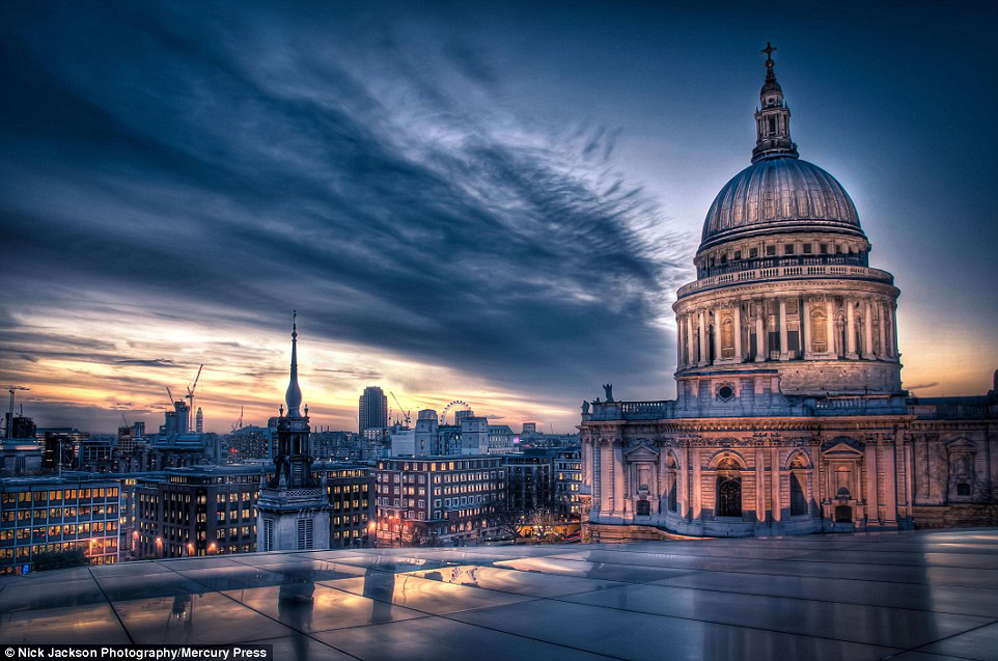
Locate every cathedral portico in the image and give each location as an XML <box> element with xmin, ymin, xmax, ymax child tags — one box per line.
<box><xmin>580</xmin><ymin>45</ymin><xmax>997</xmax><ymax>540</ymax></box>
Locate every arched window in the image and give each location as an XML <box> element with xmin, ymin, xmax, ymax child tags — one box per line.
<box><xmin>790</xmin><ymin>473</ymin><xmax>807</xmax><ymax>516</ymax></box>
<box><xmin>717</xmin><ymin>478</ymin><xmax>742</xmax><ymax>517</ymax></box>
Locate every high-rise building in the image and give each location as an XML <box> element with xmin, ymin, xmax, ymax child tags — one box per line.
<box><xmin>256</xmin><ymin>314</ymin><xmax>330</xmax><ymax>551</ymax></box>
<box><xmin>195</xmin><ymin>407</ymin><xmax>203</xmax><ymax>433</ymax></box>
<box><xmin>358</xmin><ymin>386</ymin><xmax>388</xmax><ymax>435</ymax></box>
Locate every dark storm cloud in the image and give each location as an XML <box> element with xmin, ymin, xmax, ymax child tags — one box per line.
<box><xmin>114</xmin><ymin>359</ymin><xmax>180</xmax><ymax>368</ymax></box>
<box><xmin>0</xmin><ymin>1</ymin><xmax>685</xmax><ymax>400</ymax></box>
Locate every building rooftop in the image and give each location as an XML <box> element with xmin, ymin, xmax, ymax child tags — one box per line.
<box><xmin>1</xmin><ymin>529</ymin><xmax>997</xmax><ymax>660</ymax></box>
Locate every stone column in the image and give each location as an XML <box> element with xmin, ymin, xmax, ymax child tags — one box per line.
<box><xmin>825</xmin><ymin>298</ymin><xmax>836</xmax><ymax>356</ymax></box>
<box><xmin>686</xmin><ymin>314</ymin><xmax>696</xmax><ymax>367</ymax></box>
<box><xmin>679</xmin><ymin>446</ymin><xmax>689</xmax><ymax>519</ymax></box>
<box><xmin>802</xmin><ymin>298</ymin><xmax>813</xmax><ymax>357</ymax></box>
<box><xmin>865</xmin><ymin>444</ymin><xmax>879</xmax><ymax>525</ymax></box>
<box><xmin>878</xmin><ymin>301</ymin><xmax>888</xmax><ymax>359</ymax></box>
<box><xmin>691</xmin><ymin>448</ymin><xmax>702</xmax><ymax>522</ymax></box>
<box><xmin>733</xmin><ymin>303</ymin><xmax>743</xmax><ymax>362</ymax></box>
<box><xmin>771</xmin><ymin>448</ymin><xmax>781</xmax><ymax>523</ymax></box>
<box><xmin>697</xmin><ymin>310</ymin><xmax>707</xmax><ymax>366</ymax></box>
<box><xmin>614</xmin><ymin>443</ymin><xmax>625</xmax><ymax>518</ymax></box>
<box><xmin>863</xmin><ymin>300</ymin><xmax>875</xmax><ymax>359</ymax></box>
<box><xmin>883</xmin><ymin>443</ymin><xmax>897</xmax><ymax>526</ymax></box>
<box><xmin>601</xmin><ymin>443</ymin><xmax>612</xmax><ymax>515</ymax></box>
<box><xmin>846</xmin><ymin>298</ymin><xmax>858</xmax><ymax>359</ymax></box>
<box><xmin>778</xmin><ymin>298</ymin><xmax>789</xmax><ymax>360</ymax></box>
<box><xmin>755</xmin><ymin>301</ymin><xmax>766</xmax><ymax>362</ymax></box>
<box><xmin>677</xmin><ymin>319</ymin><xmax>685</xmax><ymax>369</ymax></box>
<box><xmin>755</xmin><ymin>448</ymin><xmax>766</xmax><ymax>524</ymax></box>
<box><xmin>712</xmin><ymin>308</ymin><xmax>722</xmax><ymax>364</ymax></box>
<box><xmin>891</xmin><ymin>304</ymin><xmax>899</xmax><ymax>358</ymax></box>
<box><xmin>621</xmin><ymin>444</ymin><xmax>631</xmax><ymax>517</ymax></box>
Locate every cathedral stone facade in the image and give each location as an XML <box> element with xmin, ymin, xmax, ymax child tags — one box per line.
<box><xmin>580</xmin><ymin>48</ymin><xmax>998</xmax><ymax>540</ymax></box>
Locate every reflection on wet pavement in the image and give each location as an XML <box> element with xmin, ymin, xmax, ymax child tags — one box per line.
<box><xmin>1</xmin><ymin>528</ymin><xmax>997</xmax><ymax>660</ymax></box>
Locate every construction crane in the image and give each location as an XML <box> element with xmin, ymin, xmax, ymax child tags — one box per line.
<box><xmin>231</xmin><ymin>405</ymin><xmax>244</xmax><ymax>433</ymax></box>
<box><xmin>3</xmin><ymin>385</ymin><xmax>29</xmax><ymax>439</ymax></box>
<box><xmin>166</xmin><ymin>386</ymin><xmax>176</xmax><ymax>407</ymax></box>
<box><xmin>185</xmin><ymin>364</ymin><xmax>203</xmax><ymax>430</ymax></box>
<box><xmin>389</xmin><ymin>391</ymin><xmax>411</xmax><ymax>427</ymax></box>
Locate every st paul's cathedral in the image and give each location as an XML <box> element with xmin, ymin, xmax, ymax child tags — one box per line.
<box><xmin>580</xmin><ymin>46</ymin><xmax>998</xmax><ymax>540</ymax></box>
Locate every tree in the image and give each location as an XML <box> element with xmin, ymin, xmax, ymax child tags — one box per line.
<box><xmin>32</xmin><ymin>547</ymin><xmax>88</xmax><ymax>572</ymax></box>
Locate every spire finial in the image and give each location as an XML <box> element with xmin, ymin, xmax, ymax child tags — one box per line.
<box><xmin>761</xmin><ymin>42</ymin><xmax>777</xmax><ymax>81</ymax></box>
<box><xmin>284</xmin><ymin>310</ymin><xmax>303</xmax><ymax>417</ymax></box>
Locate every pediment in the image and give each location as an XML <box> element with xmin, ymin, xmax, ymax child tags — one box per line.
<box><xmin>821</xmin><ymin>436</ymin><xmax>865</xmax><ymax>457</ymax></box>
<box><xmin>625</xmin><ymin>442</ymin><xmax>659</xmax><ymax>461</ymax></box>
<box><xmin>946</xmin><ymin>438</ymin><xmax>977</xmax><ymax>452</ymax></box>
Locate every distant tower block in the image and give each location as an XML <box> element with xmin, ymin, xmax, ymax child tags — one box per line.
<box><xmin>195</xmin><ymin>408</ymin><xmax>203</xmax><ymax>434</ymax></box>
<box><xmin>358</xmin><ymin>386</ymin><xmax>388</xmax><ymax>435</ymax></box>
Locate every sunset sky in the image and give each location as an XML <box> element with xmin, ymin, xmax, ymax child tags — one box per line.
<box><xmin>1</xmin><ymin>1</ymin><xmax>995</xmax><ymax>434</ymax></box>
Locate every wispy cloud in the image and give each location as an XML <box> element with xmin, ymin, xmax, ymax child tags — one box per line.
<box><xmin>0</xmin><ymin>1</ymin><xmax>687</xmax><ymax>432</ymax></box>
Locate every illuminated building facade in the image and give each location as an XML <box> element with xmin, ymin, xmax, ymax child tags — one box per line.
<box><xmin>580</xmin><ymin>48</ymin><xmax>998</xmax><ymax>540</ymax></box>
<box><xmin>375</xmin><ymin>455</ymin><xmax>505</xmax><ymax>547</ymax></box>
<box><xmin>135</xmin><ymin>465</ymin><xmax>260</xmax><ymax>558</ymax></box>
<box><xmin>0</xmin><ymin>476</ymin><xmax>119</xmax><ymax>574</ymax></box>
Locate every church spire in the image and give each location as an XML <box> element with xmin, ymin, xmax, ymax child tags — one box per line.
<box><xmin>751</xmin><ymin>42</ymin><xmax>799</xmax><ymax>163</ymax></box>
<box><xmin>284</xmin><ymin>310</ymin><xmax>303</xmax><ymax>417</ymax></box>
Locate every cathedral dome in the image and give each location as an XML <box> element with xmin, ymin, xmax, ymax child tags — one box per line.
<box><xmin>701</xmin><ymin>156</ymin><xmax>862</xmax><ymax>247</ymax></box>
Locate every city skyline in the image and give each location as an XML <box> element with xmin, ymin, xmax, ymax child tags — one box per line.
<box><xmin>2</xmin><ymin>1</ymin><xmax>996</xmax><ymax>435</ymax></box>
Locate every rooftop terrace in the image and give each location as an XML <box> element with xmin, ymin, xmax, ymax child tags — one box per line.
<box><xmin>1</xmin><ymin>529</ymin><xmax>997</xmax><ymax>660</ymax></box>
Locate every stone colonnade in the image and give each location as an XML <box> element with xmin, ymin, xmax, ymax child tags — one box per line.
<box><xmin>676</xmin><ymin>294</ymin><xmax>898</xmax><ymax>369</ymax></box>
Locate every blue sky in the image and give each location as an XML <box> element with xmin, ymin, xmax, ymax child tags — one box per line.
<box><xmin>1</xmin><ymin>1</ymin><xmax>995</xmax><ymax>433</ymax></box>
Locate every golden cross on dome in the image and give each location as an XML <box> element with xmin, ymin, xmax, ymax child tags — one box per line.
<box><xmin>761</xmin><ymin>42</ymin><xmax>777</xmax><ymax>64</ymax></box>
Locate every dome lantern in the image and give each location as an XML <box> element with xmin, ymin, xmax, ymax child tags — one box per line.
<box><xmin>752</xmin><ymin>42</ymin><xmax>799</xmax><ymax>164</ymax></box>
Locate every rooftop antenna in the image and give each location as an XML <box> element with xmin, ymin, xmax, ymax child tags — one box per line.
<box><xmin>3</xmin><ymin>385</ymin><xmax>29</xmax><ymax>439</ymax></box>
